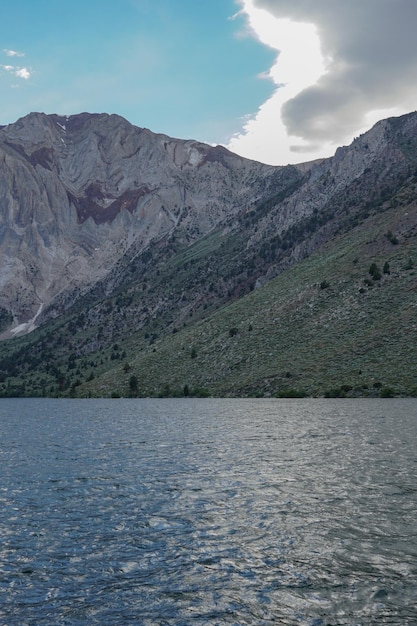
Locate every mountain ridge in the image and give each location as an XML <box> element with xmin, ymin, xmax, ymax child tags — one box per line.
<box><xmin>0</xmin><ymin>111</ymin><xmax>283</xmax><ymax>334</ymax></box>
<box><xmin>0</xmin><ymin>110</ymin><xmax>417</xmax><ymax>396</ymax></box>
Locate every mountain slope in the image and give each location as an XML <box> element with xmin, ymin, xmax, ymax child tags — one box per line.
<box><xmin>0</xmin><ymin>112</ymin><xmax>281</xmax><ymax>333</ymax></box>
<box><xmin>2</xmin><ymin>109</ymin><xmax>416</xmax><ymax>338</ymax></box>
<box><xmin>72</xmin><ymin>188</ymin><xmax>417</xmax><ymax>398</ymax></box>
<box><xmin>0</xmin><ymin>110</ymin><xmax>417</xmax><ymax>396</ymax></box>
<box><xmin>1</xmin><ymin>187</ymin><xmax>416</xmax><ymax>398</ymax></box>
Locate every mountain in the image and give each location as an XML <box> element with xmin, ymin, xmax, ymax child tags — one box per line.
<box><xmin>0</xmin><ymin>112</ymin><xmax>280</xmax><ymax>334</ymax></box>
<box><xmin>0</xmin><ymin>110</ymin><xmax>417</xmax><ymax>397</ymax></box>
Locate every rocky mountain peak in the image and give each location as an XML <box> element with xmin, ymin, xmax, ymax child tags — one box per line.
<box><xmin>1</xmin><ymin>110</ymin><xmax>417</xmax><ymax>339</ymax></box>
<box><xmin>0</xmin><ymin>112</ymin><xmax>278</xmax><ymax>334</ymax></box>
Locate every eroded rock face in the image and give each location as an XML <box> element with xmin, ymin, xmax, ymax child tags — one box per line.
<box><xmin>1</xmin><ymin>110</ymin><xmax>417</xmax><ymax>337</ymax></box>
<box><xmin>0</xmin><ymin>112</ymin><xmax>278</xmax><ymax>334</ymax></box>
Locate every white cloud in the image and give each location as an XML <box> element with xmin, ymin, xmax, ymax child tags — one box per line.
<box><xmin>15</xmin><ymin>67</ymin><xmax>31</xmax><ymax>80</ymax></box>
<box><xmin>1</xmin><ymin>64</ymin><xmax>31</xmax><ymax>80</ymax></box>
<box><xmin>3</xmin><ymin>49</ymin><xmax>25</xmax><ymax>57</ymax></box>
<box><xmin>228</xmin><ymin>0</ymin><xmax>329</xmax><ymax>164</ymax></box>
<box><xmin>228</xmin><ymin>0</ymin><xmax>417</xmax><ymax>165</ymax></box>
<box><xmin>1</xmin><ymin>49</ymin><xmax>31</xmax><ymax>81</ymax></box>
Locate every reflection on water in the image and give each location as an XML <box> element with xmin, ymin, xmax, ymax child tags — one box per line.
<box><xmin>0</xmin><ymin>398</ymin><xmax>416</xmax><ymax>625</ymax></box>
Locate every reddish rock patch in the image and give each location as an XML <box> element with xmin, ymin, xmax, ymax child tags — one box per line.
<box><xmin>68</xmin><ymin>184</ymin><xmax>152</xmax><ymax>224</ymax></box>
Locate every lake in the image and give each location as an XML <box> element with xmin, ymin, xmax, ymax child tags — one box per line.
<box><xmin>0</xmin><ymin>398</ymin><xmax>416</xmax><ymax>625</ymax></box>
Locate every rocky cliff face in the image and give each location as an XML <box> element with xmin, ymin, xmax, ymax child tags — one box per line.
<box><xmin>0</xmin><ymin>112</ymin><xmax>279</xmax><ymax>334</ymax></box>
<box><xmin>1</xmin><ymin>110</ymin><xmax>417</xmax><ymax>338</ymax></box>
<box><xmin>246</xmin><ymin>117</ymin><xmax>412</xmax><ymax>258</ymax></box>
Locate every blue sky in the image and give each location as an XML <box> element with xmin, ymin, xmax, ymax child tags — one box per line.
<box><xmin>0</xmin><ymin>1</ymin><xmax>274</xmax><ymax>151</ymax></box>
<box><xmin>1</xmin><ymin>0</ymin><xmax>417</xmax><ymax>165</ymax></box>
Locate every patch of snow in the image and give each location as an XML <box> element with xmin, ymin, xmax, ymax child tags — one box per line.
<box><xmin>56</xmin><ymin>122</ymin><xmax>66</xmax><ymax>131</ymax></box>
<box><xmin>32</xmin><ymin>302</ymin><xmax>44</xmax><ymax>323</ymax></box>
<box><xmin>10</xmin><ymin>303</ymin><xmax>44</xmax><ymax>336</ymax></box>
<box><xmin>187</xmin><ymin>146</ymin><xmax>203</xmax><ymax>166</ymax></box>
<box><xmin>10</xmin><ymin>322</ymin><xmax>29</xmax><ymax>336</ymax></box>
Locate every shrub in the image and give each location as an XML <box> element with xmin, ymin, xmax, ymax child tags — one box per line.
<box><xmin>324</xmin><ymin>387</ymin><xmax>346</xmax><ymax>398</ymax></box>
<box><xmin>385</xmin><ymin>230</ymin><xmax>399</xmax><ymax>245</ymax></box>
<box><xmin>129</xmin><ymin>374</ymin><xmax>139</xmax><ymax>395</ymax></box>
<box><xmin>191</xmin><ymin>386</ymin><xmax>211</xmax><ymax>397</ymax></box>
<box><xmin>369</xmin><ymin>262</ymin><xmax>381</xmax><ymax>281</ymax></box>
<box><xmin>275</xmin><ymin>388</ymin><xmax>306</xmax><ymax>398</ymax></box>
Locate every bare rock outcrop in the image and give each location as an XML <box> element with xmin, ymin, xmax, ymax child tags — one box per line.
<box><xmin>0</xmin><ymin>112</ymin><xmax>278</xmax><ymax>334</ymax></box>
<box><xmin>1</xmin><ymin>109</ymin><xmax>417</xmax><ymax>337</ymax></box>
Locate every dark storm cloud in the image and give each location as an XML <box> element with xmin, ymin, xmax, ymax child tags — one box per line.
<box><xmin>253</xmin><ymin>0</ymin><xmax>417</xmax><ymax>145</ymax></box>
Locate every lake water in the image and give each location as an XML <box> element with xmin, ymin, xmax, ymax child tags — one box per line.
<box><xmin>0</xmin><ymin>398</ymin><xmax>416</xmax><ymax>625</ymax></box>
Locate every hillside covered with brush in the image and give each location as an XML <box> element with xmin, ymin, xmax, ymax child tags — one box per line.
<box><xmin>0</xmin><ymin>111</ymin><xmax>417</xmax><ymax>397</ymax></box>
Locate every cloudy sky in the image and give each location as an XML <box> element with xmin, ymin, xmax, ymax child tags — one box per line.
<box><xmin>1</xmin><ymin>0</ymin><xmax>416</xmax><ymax>165</ymax></box>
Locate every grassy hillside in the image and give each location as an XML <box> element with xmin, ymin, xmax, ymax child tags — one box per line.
<box><xmin>1</xmin><ymin>162</ymin><xmax>416</xmax><ymax>398</ymax></box>
<box><xmin>79</xmin><ymin>198</ymin><xmax>417</xmax><ymax>398</ymax></box>
<box><xmin>1</xmin><ymin>111</ymin><xmax>417</xmax><ymax>398</ymax></box>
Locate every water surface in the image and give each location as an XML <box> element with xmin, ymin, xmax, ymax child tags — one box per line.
<box><xmin>1</xmin><ymin>398</ymin><xmax>416</xmax><ymax>625</ymax></box>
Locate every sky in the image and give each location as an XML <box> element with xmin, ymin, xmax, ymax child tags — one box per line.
<box><xmin>1</xmin><ymin>0</ymin><xmax>416</xmax><ymax>166</ymax></box>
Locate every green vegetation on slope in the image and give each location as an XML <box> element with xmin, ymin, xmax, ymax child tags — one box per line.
<box><xmin>74</xmin><ymin>201</ymin><xmax>417</xmax><ymax>398</ymax></box>
<box><xmin>1</xmin><ymin>156</ymin><xmax>417</xmax><ymax>398</ymax></box>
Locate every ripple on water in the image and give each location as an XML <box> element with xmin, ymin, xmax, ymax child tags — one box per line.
<box><xmin>0</xmin><ymin>397</ymin><xmax>416</xmax><ymax>625</ymax></box>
